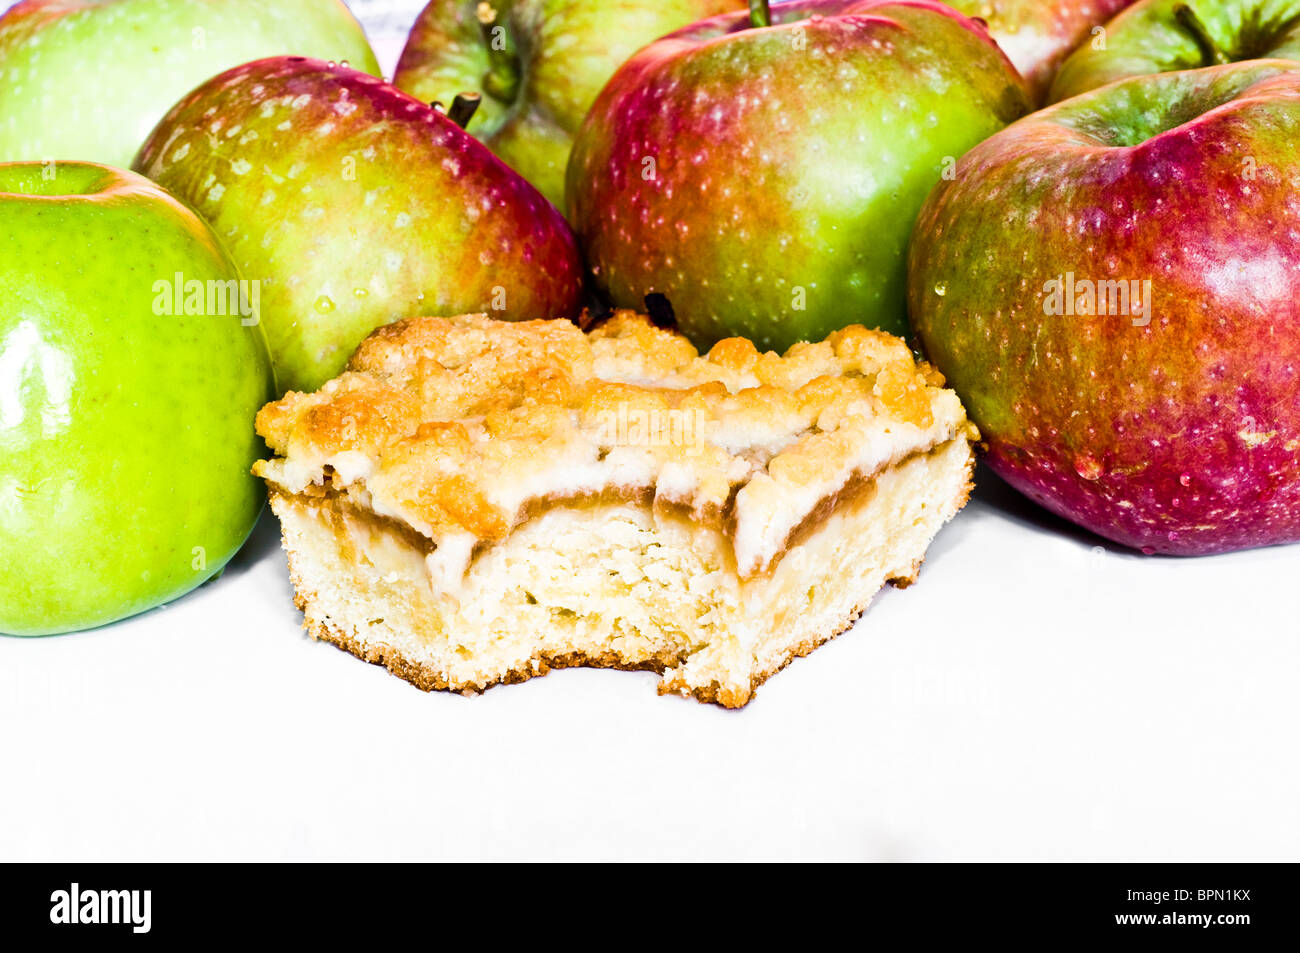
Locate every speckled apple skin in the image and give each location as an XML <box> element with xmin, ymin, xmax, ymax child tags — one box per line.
<box><xmin>0</xmin><ymin>163</ymin><xmax>274</xmax><ymax>635</ymax></box>
<box><xmin>394</xmin><ymin>0</ymin><xmax>743</xmax><ymax>208</ymax></box>
<box><xmin>0</xmin><ymin>0</ymin><xmax>379</xmax><ymax>169</ymax></box>
<box><xmin>134</xmin><ymin>57</ymin><xmax>585</xmax><ymax>395</ymax></box>
<box><xmin>948</xmin><ymin>0</ymin><xmax>1136</xmax><ymax>102</ymax></box>
<box><xmin>1050</xmin><ymin>0</ymin><xmax>1300</xmax><ymax>102</ymax></box>
<box><xmin>567</xmin><ymin>0</ymin><xmax>1030</xmax><ymax>353</ymax></box>
<box><xmin>908</xmin><ymin>62</ymin><xmax>1300</xmax><ymax>555</ymax></box>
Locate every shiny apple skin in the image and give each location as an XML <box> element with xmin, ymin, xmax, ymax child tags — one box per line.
<box><xmin>568</xmin><ymin>0</ymin><xmax>1030</xmax><ymax>353</ymax></box>
<box><xmin>949</xmin><ymin>0</ymin><xmax>1136</xmax><ymax>102</ymax></box>
<box><xmin>0</xmin><ymin>163</ymin><xmax>274</xmax><ymax>635</ymax></box>
<box><xmin>393</xmin><ymin>0</ymin><xmax>743</xmax><ymax>208</ymax></box>
<box><xmin>909</xmin><ymin>61</ymin><xmax>1300</xmax><ymax>555</ymax></box>
<box><xmin>134</xmin><ymin>57</ymin><xmax>584</xmax><ymax>395</ymax></box>
<box><xmin>0</xmin><ymin>0</ymin><xmax>380</xmax><ymax>169</ymax></box>
<box><xmin>1050</xmin><ymin>0</ymin><xmax>1300</xmax><ymax>102</ymax></box>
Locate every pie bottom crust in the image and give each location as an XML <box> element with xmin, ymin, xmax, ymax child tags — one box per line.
<box><xmin>269</xmin><ymin>437</ymin><xmax>975</xmax><ymax>708</ymax></box>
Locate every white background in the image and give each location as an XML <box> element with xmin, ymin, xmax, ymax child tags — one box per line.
<box><xmin>2</xmin><ymin>1</ymin><xmax>1298</xmax><ymax>862</ymax></box>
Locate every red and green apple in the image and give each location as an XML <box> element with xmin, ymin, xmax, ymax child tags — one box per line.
<box><xmin>566</xmin><ymin>0</ymin><xmax>1031</xmax><ymax>352</ymax></box>
<box><xmin>1050</xmin><ymin>0</ymin><xmax>1300</xmax><ymax>102</ymax></box>
<box><xmin>134</xmin><ymin>56</ymin><xmax>585</xmax><ymax>395</ymax></box>
<box><xmin>908</xmin><ymin>61</ymin><xmax>1300</xmax><ymax>555</ymax></box>
<box><xmin>393</xmin><ymin>0</ymin><xmax>745</xmax><ymax>208</ymax></box>
<box><xmin>949</xmin><ymin>0</ymin><xmax>1136</xmax><ymax>102</ymax></box>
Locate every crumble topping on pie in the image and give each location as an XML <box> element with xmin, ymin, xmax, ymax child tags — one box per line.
<box><xmin>255</xmin><ymin>311</ymin><xmax>974</xmax><ymax>583</ymax></box>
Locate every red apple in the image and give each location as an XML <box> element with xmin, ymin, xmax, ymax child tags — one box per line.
<box><xmin>908</xmin><ymin>60</ymin><xmax>1300</xmax><ymax>555</ymax></box>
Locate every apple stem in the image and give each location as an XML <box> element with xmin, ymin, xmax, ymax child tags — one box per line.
<box><xmin>476</xmin><ymin>2</ymin><xmax>521</xmax><ymax>103</ymax></box>
<box><xmin>1174</xmin><ymin>4</ymin><xmax>1231</xmax><ymax>66</ymax></box>
<box><xmin>748</xmin><ymin>0</ymin><xmax>772</xmax><ymax>29</ymax></box>
<box><xmin>446</xmin><ymin>93</ymin><xmax>481</xmax><ymax>129</ymax></box>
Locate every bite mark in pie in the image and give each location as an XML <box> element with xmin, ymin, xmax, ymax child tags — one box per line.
<box><xmin>254</xmin><ymin>312</ymin><xmax>977</xmax><ymax>707</ymax></box>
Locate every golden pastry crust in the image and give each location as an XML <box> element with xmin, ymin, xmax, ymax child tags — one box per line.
<box><xmin>255</xmin><ymin>311</ymin><xmax>975</xmax><ymax>580</ymax></box>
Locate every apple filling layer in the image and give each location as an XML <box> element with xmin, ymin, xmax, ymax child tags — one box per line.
<box><xmin>255</xmin><ymin>312</ymin><xmax>978</xmax><ymax>706</ymax></box>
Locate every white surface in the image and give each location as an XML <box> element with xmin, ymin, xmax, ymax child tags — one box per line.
<box><xmin>350</xmin><ymin>0</ymin><xmax>420</xmax><ymax>78</ymax></box>
<box><xmin>3</xmin><ymin>470</ymin><xmax>1299</xmax><ymax>861</ymax></box>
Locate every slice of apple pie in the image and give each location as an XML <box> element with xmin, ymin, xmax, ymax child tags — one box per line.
<box><xmin>254</xmin><ymin>312</ymin><xmax>977</xmax><ymax>707</ymax></box>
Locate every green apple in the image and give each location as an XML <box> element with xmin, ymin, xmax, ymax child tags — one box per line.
<box><xmin>567</xmin><ymin>0</ymin><xmax>1031</xmax><ymax>351</ymax></box>
<box><xmin>0</xmin><ymin>162</ymin><xmax>275</xmax><ymax>635</ymax></box>
<box><xmin>1050</xmin><ymin>0</ymin><xmax>1300</xmax><ymax>102</ymax></box>
<box><xmin>0</xmin><ymin>0</ymin><xmax>380</xmax><ymax>168</ymax></box>
<box><xmin>392</xmin><ymin>0</ymin><xmax>744</xmax><ymax>207</ymax></box>
<box><xmin>134</xmin><ymin>56</ymin><xmax>585</xmax><ymax>395</ymax></box>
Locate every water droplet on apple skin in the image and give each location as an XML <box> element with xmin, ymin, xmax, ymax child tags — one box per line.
<box><xmin>1074</xmin><ymin>454</ymin><xmax>1103</xmax><ymax>481</ymax></box>
<box><xmin>314</xmin><ymin>295</ymin><xmax>335</xmax><ymax>313</ymax></box>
